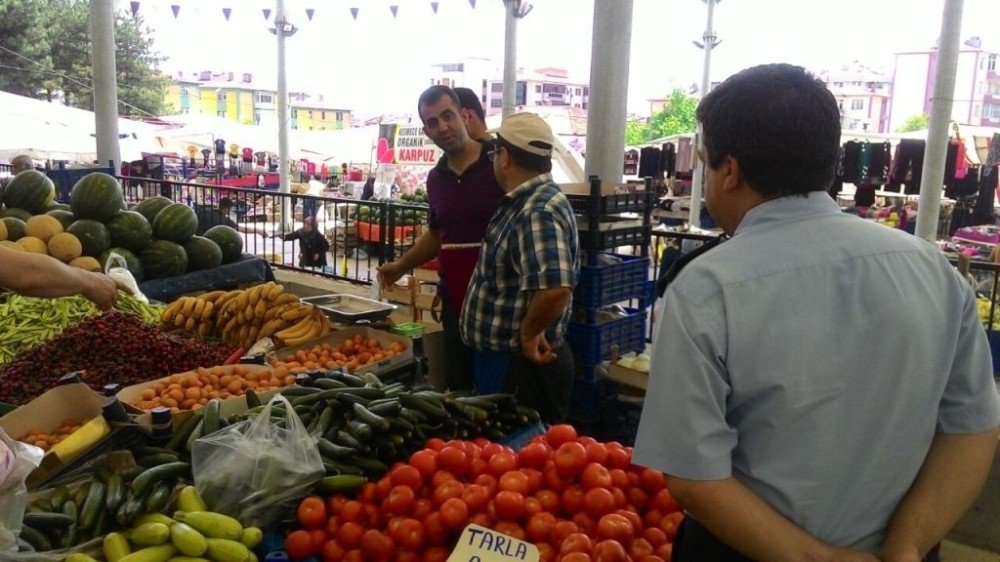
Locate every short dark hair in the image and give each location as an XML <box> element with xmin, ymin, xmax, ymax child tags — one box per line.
<box><xmin>697</xmin><ymin>64</ymin><xmax>841</xmax><ymax>198</ymax></box>
<box><xmin>218</xmin><ymin>197</ymin><xmax>233</xmax><ymax>210</ymax></box>
<box><xmin>495</xmin><ymin>136</ymin><xmax>552</xmax><ymax>174</ymax></box>
<box><xmin>454</xmin><ymin>87</ymin><xmax>485</xmax><ymax>122</ymax></box>
<box><xmin>417</xmin><ymin>85</ymin><xmax>460</xmax><ymax>123</ymax></box>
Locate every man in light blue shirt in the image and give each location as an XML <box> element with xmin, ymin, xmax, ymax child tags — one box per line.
<box><xmin>634</xmin><ymin>64</ymin><xmax>999</xmax><ymax>562</ymax></box>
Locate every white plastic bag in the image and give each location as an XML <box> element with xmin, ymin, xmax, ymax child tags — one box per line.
<box><xmin>103</xmin><ymin>251</ymin><xmax>148</xmax><ymax>304</ymax></box>
<box><xmin>0</xmin><ymin>429</ymin><xmax>43</xmax><ymax>553</ymax></box>
<box><xmin>191</xmin><ymin>395</ymin><xmax>323</xmax><ymax>528</ymax></box>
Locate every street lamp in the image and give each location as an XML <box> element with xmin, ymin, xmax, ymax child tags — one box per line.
<box><xmin>688</xmin><ymin>0</ymin><xmax>721</xmax><ymax>232</ymax></box>
<box><xmin>500</xmin><ymin>0</ymin><xmax>533</xmax><ymax>118</ymax></box>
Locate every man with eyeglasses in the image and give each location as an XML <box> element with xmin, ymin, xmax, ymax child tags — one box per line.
<box><xmin>377</xmin><ymin>85</ymin><xmax>504</xmax><ymax>392</ymax></box>
<box><xmin>461</xmin><ymin>112</ymin><xmax>579</xmax><ymax>423</ymax></box>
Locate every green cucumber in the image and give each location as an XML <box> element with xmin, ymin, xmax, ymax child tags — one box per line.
<box><xmin>166</xmin><ymin>412</ymin><xmax>203</xmax><ymax>452</ymax></box>
<box><xmin>79</xmin><ymin>480</ymin><xmax>106</xmax><ymax>530</ymax></box>
<box><xmin>346</xmin><ymin>420</ymin><xmax>373</xmax><ymax>442</ymax></box>
<box><xmin>317</xmin><ymin>475</ymin><xmax>367</xmax><ymax>494</ymax></box>
<box><xmin>351</xmin><ymin>402</ymin><xmax>390</xmax><ymax>431</ymax></box>
<box><xmin>312</xmin><ymin>378</ymin><xmax>348</xmax><ymax>390</ymax></box>
<box><xmin>139</xmin><ymin>453</ymin><xmax>181</xmax><ymax>468</ymax></box>
<box><xmin>322</xmin><ymin>460</ymin><xmax>365</xmax><ymax>476</ymax></box>
<box><xmin>202</xmin><ymin>399</ymin><xmax>221</xmax><ymax>435</ymax></box>
<box><xmin>244</xmin><ymin>389</ymin><xmax>262</xmax><ymax>408</ymax></box>
<box><xmin>62</xmin><ymin>500</ymin><xmax>79</xmax><ymax>549</ymax></box>
<box><xmin>145</xmin><ymin>481</ymin><xmax>173</xmax><ymax>512</ymax></box>
<box><xmin>399</xmin><ymin>393</ymin><xmax>450</xmax><ymax>419</ymax></box>
<box><xmin>22</xmin><ymin>511</ymin><xmax>74</xmax><ymax>530</ymax></box>
<box><xmin>367</xmin><ymin>399</ymin><xmax>402</xmax><ymax>417</ymax></box>
<box><xmin>131</xmin><ymin>462</ymin><xmax>190</xmax><ymax>497</ymax></box>
<box><xmin>19</xmin><ymin>525</ymin><xmax>52</xmax><ymax>552</ymax></box>
<box><xmin>317</xmin><ymin>438</ymin><xmax>356</xmax><ymax>459</ymax></box>
<box><xmin>310</xmin><ymin>407</ymin><xmax>336</xmax><ymax>438</ymax></box>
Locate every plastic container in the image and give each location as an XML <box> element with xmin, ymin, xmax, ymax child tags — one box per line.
<box><xmin>566</xmin><ymin>308</ymin><xmax>648</xmax><ymax>366</ymax></box>
<box><xmin>575</xmin><ymin>254</ymin><xmax>649</xmax><ymax>309</ymax></box>
<box><xmin>566</xmin><ymin>190</ymin><xmax>654</xmax><ymax>215</ymax></box>
<box><xmin>578</xmin><ymin>225</ymin><xmax>652</xmax><ymax>253</ymax></box>
<box><xmin>391</xmin><ymin>322</ymin><xmax>426</xmax><ymax>338</ymax></box>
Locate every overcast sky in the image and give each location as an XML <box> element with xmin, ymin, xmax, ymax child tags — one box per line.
<box><xmin>141</xmin><ymin>0</ymin><xmax>1000</xmax><ymax>117</ymax></box>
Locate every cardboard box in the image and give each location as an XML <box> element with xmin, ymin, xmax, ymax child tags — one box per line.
<box><xmin>117</xmin><ymin>364</ymin><xmax>284</xmax><ymax>431</ymax></box>
<box><xmin>0</xmin><ymin>384</ymin><xmax>110</xmax><ymax>484</ymax></box>
<box><xmin>269</xmin><ymin>326</ymin><xmax>414</xmax><ymax>376</ymax></box>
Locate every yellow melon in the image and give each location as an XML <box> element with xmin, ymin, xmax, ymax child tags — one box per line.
<box><xmin>69</xmin><ymin>256</ymin><xmax>101</xmax><ymax>271</ymax></box>
<box><xmin>24</xmin><ymin>215</ymin><xmax>64</xmax><ymax>242</ymax></box>
<box><xmin>0</xmin><ymin>220</ymin><xmax>7</xmax><ymax>241</ymax></box>
<box><xmin>0</xmin><ymin>240</ymin><xmax>21</xmax><ymax>251</ymax></box>
<box><xmin>47</xmin><ymin>232</ymin><xmax>83</xmax><ymax>263</ymax></box>
<box><xmin>16</xmin><ymin>236</ymin><xmax>48</xmax><ymax>254</ymax></box>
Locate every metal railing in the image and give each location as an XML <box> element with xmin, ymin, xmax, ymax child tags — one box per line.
<box><xmin>118</xmin><ymin>175</ymin><xmax>427</xmax><ymax>284</ymax></box>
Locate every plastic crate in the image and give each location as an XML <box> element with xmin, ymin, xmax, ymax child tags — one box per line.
<box><xmin>569</xmin><ymin>378</ymin><xmax>619</xmax><ymax>416</ymax></box>
<box><xmin>46</xmin><ymin>165</ymin><xmax>114</xmax><ymax>202</ymax></box>
<box><xmin>567</xmin><ymin>308</ymin><xmax>648</xmax><ymax>366</ymax></box>
<box><xmin>578</xmin><ymin>226</ymin><xmax>651</xmax><ymax>253</ymax></box>
<box><xmin>566</xmin><ymin>190</ymin><xmax>653</xmax><ymax>215</ymax></box>
<box><xmin>601</xmin><ymin>394</ymin><xmax>644</xmax><ymax>446</ymax></box>
<box><xmin>988</xmin><ymin>330</ymin><xmax>1000</xmax><ymax>377</ymax></box>
<box><xmin>575</xmin><ymin>254</ymin><xmax>650</xmax><ymax>309</ymax></box>
<box><xmin>501</xmin><ymin>422</ymin><xmax>548</xmax><ymax>451</ymax></box>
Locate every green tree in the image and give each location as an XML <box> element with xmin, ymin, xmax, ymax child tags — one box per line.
<box><xmin>648</xmin><ymin>89</ymin><xmax>698</xmax><ymax>138</ymax></box>
<box><xmin>625</xmin><ymin>119</ymin><xmax>650</xmax><ymax>145</ymax></box>
<box><xmin>896</xmin><ymin>114</ymin><xmax>929</xmax><ymax>133</ymax></box>
<box><xmin>0</xmin><ymin>0</ymin><xmax>53</xmax><ymax>97</ymax></box>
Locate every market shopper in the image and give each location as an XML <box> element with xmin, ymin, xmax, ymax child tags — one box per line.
<box><xmin>276</xmin><ymin>216</ymin><xmax>329</xmax><ymax>269</ymax></box>
<box><xmin>460</xmin><ymin>112</ymin><xmax>579</xmax><ymax>424</ymax></box>
<box><xmin>195</xmin><ymin>197</ymin><xmax>238</xmax><ymax>235</ymax></box>
<box><xmin>377</xmin><ymin>85</ymin><xmax>504</xmax><ymax>392</ymax></box>
<box><xmin>454</xmin><ymin>87</ymin><xmax>492</xmax><ymax>145</ymax></box>
<box><xmin>633</xmin><ymin>64</ymin><xmax>999</xmax><ymax>562</ymax></box>
<box><xmin>0</xmin><ymin>245</ymin><xmax>129</xmax><ymax>310</ymax></box>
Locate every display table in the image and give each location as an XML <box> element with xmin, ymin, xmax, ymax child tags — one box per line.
<box><xmin>356</xmin><ymin>220</ymin><xmax>418</xmax><ymax>243</ymax></box>
<box><xmin>139</xmin><ymin>255</ymin><xmax>276</xmax><ymax>302</ymax></box>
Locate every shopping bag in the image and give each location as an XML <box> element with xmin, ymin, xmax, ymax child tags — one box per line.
<box><xmin>0</xmin><ymin>429</ymin><xmax>43</xmax><ymax>553</ymax></box>
<box><xmin>191</xmin><ymin>395</ymin><xmax>323</xmax><ymax>528</ymax></box>
<box><xmin>103</xmin><ymin>250</ymin><xmax>148</xmax><ymax>304</ymax></box>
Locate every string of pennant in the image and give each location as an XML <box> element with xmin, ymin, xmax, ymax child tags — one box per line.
<box><xmin>129</xmin><ymin>0</ymin><xmax>478</xmax><ymax>21</ymax></box>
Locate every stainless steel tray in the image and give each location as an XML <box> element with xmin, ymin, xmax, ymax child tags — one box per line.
<box><xmin>301</xmin><ymin>294</ymin><xmax>397</xmax><ymax>322</ymax></box>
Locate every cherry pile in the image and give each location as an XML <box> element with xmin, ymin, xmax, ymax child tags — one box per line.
<box><xmin>0</xmin><ymin>311</ymin><xmax>238</xmax><ymax>405</ymax></box>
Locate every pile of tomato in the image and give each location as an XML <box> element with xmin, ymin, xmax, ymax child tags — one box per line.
<box><xmin>286</xmin><ymin>425</ymin><xmax>683</xmax><ymax>562</ymax></box>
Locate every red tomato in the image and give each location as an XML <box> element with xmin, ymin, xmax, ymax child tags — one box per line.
<box><xmin>360</xmin><ymin>530</ymin><xmax>394</xmax><ymax>561</ymax></box>
<box><xmin>357</xmin><ymin>483</ymin><xmax>378</xmax><ymax>504</ymax></box>
<box><xmin>439</xmin><ymin>498</ymin><xmax>470</xmax><ymax>530</ymax></box>
<box><xmin>537</xmin><ymin>543</ymin><xmax>557</xmax><ymax>562</ymax></box>
<box><xmin>408</xmin><ymin>450</ymin><xmax>438</xmax><ymax>480</ymax></box>
<box><xmin>422</xmin><ymin>512</ymin><xmax>448</xmax><ymax>546</ymax></box>
<box><xmin>551</xmin><ymin>520</ymin><xmax>580</xmax><ymax>544</ymax></box>
<box><xmin>475</xmin><ymin>473</ymin><xmax>499</xmax><ymax>496</ymax></box>
<box><xmin>593</xmin><ymin>539</ymin><xmax>630</xmax><ymax>562</ymax></box>
<box><xmin>469</xmin><ymin>458</ymin><xmax>489</xmax><ymax>476</ymax></box>
<box><xmin>571</xmin><ymin>512</ymin><xmax>596</xmax><ymax>534</ymax></box>
<box><xmin>630</xmin><ymin>538</ymin><xmax>655</xmax><ymax>559</ymax></box>
<box><xmin>499</xmin><ymin>471</ymin><xmax>530</xmax><ymax>495</ymax></box>
<box><xmin>640</xmin><ymin>556</ymin><xmax>666</xmax><ymax>562</ymax></box>
<box><xmin>285</xmin><ymin>530</ymin><xmax>316</xmax><ymax>560</ymax></box>
<box><xmin>425</xmin><ymin>438</ymin><xmax>446</xmax><ymax>451</ymax></box>
<box><xmin>596</xmin><ymin>513</ymin><xmax>636</xmax><ymax>544</ymax></box>
<box><xmin>488</xmin><ymin>452</ymin><xmax>518</xmax><ymax>476</ymax></box>
<box><xmin>432</xmin><ymin>480</ymin><xmax>465</xmax><ymax>507</ymax></box>
<box><xmin>391</xmin><ymin>518</ymin><xmax>425</xmax><ymax>551</ymax></box>
<box><xmin>545</xmin><ymin>424</ymin><xmax>578</xmax><ymax>448</ymax></box>
<box><xmin>413</xmin><ymin>498</ymin><xmax>433</xmax><ymax>520</ymax></box>
<box><xmin>627</xmin><ymin>471</ymin><xmax>641</xmax><ymax>488</ymax></box>
<box><xmin>394</xmin><ymin>552</ymin><xmax>420</xmax><ymax>562</ymax></box>
<box><xmin>437</xmin><ymin>446</ymin><xmax>470</xmax><ymax>476</ymax></box>
<box><xmin>339</xmin><ymin>501</ymin><xmax>366</xmax><ymax>523</ymax></box>
<box><xmin>517</xmin><ymin>442</ymin><xmax>550</xmax><ymax>469</ymax></box>
<box><xmin>536</xmin><ymin>489</ymin><xmax>560</xmax><ymax>512</ymax></box>
<box><xmin>562</xmin><ymin>553</ymin><xmax>592</xmax><ymax>562</ymax></box>
<box><xmin>390</xmin><ymin>465</ymin><xmax>424</xmax><ymax>490</ymax></box>
<box><xmin>342</xmin><ymin>550</ymin><xmax>364</xmax><ymax>562</ymax></box>
<box><xmin>386</xmin><ymin>517</ymin><xmax>405</xmax><ymax>537</ymax></box>
<box><xmin>325</xmin><ymin>516</ymin><xmax>340</xmax><ymax>537</ymax></box>
<box><xmin>494</xmin><ymin>521</ymin><xmax>526</xmax><ymax>541</ymax></box>
<box><xmin>384</xmin><ymin>485</ymin><xmax>417</xmax><ymax>516</ymax></box>
<box><xmin>609</xmin><ymin>469</ymin><xmax>629</xmax><ymax>489</ymax></box>
<box><xmin>644</xmin><ymin>508</ymin><xmax>664</xmax><ymax>528</ymax></box>
<box><xmin>462</xmin><ymin>484</ymin><xmax>490</xmax><ymax>514</ymax></box>
<box><xmin>364</xmin><ymin>504</ymin><xmax>381</xmax><ymax>528</ymax></box>
<box><xmin>606</xmin><ymin>447</ymin><xmax>631</xmax><ymax>470</ymax></box>
<box><xmin>659</xmin><ymin>511</ymin><xmax>684</xmax><ymax>540</ymax></box>
<box><xmin>376</xmin><ymin>477</ymin><xmax>393</xmax><ymax>502</ymax></box>
<box><xmin>297</xmin><ymin>496</ymin><xmax>328</xmax><ymax>529</ymax></box>
<box><xmin>628</xmin><ymin>487</ymin><xmax>650</xmax><ymax>511</ymax></box>
<box><xmin>581</xmin><ymin>463</ymin><xmax>613</xmax><ymax>489</ymax></box>
<box><xmin>585</xmin><ymin>442</ymin><xmax>609</xmax><ymax>465</ymax></box>
<box><xmin>560</xmin><ymin>532</ymin><xmax>593</xmax><ymax>554</ymax></box>
<box><xmin>554</xmin><ymin>442</ymin><xmax>588</xmax><ymax>477</ymax></box>
<box><xmin>526</xmin><ymin>512</ymin><xmax>557</xmax><ymax>543</ymax></box>
<box><xmin>430</xmin><ymin>470</ymin><xmax>456</xmax><ymax>488</ymax></box>
<box><xmin>321</xmin><ymin>539</ymin><xmax>345</xmax><ymax>562</ymax></box>
<box><xmin>543</xmin><ymin>466</ymin><xmax>570</xmax><ymax>492</ymax></box>
<box><xmin>494</xmin><ymin>491</ymin><xmax>526</xmax><ymax>521</ymax></box>
<box><xmin>655</xmin><ymin>543</ymin><xmax>673</xmax><ymax>562</ymax></box>
<box><xmin>334</xmin><ymin>522</ymin><xmax>365</xmax><ymax>550</ymax></box>
<box><xmin>520</xmin><ymin>468</ymin><xmax>543</xmax><ymax>494</ymax></box>
<box><xmin>640</xmin><ymin>468</ymin><xmax>666</xmax><ymax>493</ymax></box>
<box><xmin>583</xmin><ymin>487</ymin><xmax>616</xmax><ymax>518</ymax></box>
<box><xmin>422</xmin><ymin>546</ymin><xmax>450</xmax><ymax>562</ymax></box>
<box><xmin>642</xmin><ymin>527</ymin><xmax>668</xmax><ymax>547</ymax></box>
<box><xmin>470</xmin><ymin>512</ymin><xmax>492</xmax><ymax>529</ymax></box>
<box><xmin>310</xmin><ymin>530</ymin><xmax>328</xmax><ymax>549</ymax></box>
<box><xmin>652</xmin><ymin>489</ymin><xmax>681</xmax><ymax>514</ymax></box>
<box><xmin>561</xmin><ymin>485</ymin><xmax>586</xmax><ymax>514</ymax></box>
<box><xmin>481</xmin><ymin>442</ymin><xmax>505</xmax><ymax>460</ymax></box>
<box><xmin>524</xmin><ymin>497</ymin><xmax>543</xmax><ymax>518</ymax></box>
<box><xmin>327</xmin><ymin>496</ymin><xmax>347</xmax><ymax>517</ymax></box>
<box><xmin>611</xmin><ymin>488</ymin><xmax>628</xmax><ymax>509</ymax></box>
<box><xmin>616</xmin><ymin>509</ymin><xmax>643</xmax><ymax>533</ymax></box>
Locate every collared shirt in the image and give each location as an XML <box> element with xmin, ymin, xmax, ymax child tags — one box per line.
<box><xmin>633</xmin><ymin>192</ymin><xmax>999</xmax><ymax>552</ymax></box>
<box><xmin>460</xmin><ymin>173</ymin><xmax>580</xmax><ymax>353</ymax></box>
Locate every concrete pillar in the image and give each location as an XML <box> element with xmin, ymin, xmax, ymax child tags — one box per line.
<box><xmin>89</xmin><ymin>0</ymin><xmax>121</xmax><ymax>171</ymax></box>
<box><xmin>502</xmin><ymin>2</ymin><xmax>518</xmax><ymax>118</ymax></box>
<box><xmin>275</xmin><ymin>0</ymin><xmax>293</xmax><ymax>229</ymax></box>
<box><xmin>584</xmin><ymin>0</ymin><xmax>634</xmax><ymax>183</ymax></box>
<box><xmin>688</xmin><ymin>0</ymin><xmax>719</xmax><ymax>228</ymax></box>
<box><xmin>915</xmin><ymin>0</ymin><xmax>965</xmax><ymax>240</ymax></box>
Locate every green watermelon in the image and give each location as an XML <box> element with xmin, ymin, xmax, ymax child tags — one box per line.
<box><xmin>152</xmin><ymin>203</ymin><xmax>197</xmax><ymax>244</ymax></box>
<box><xmin>133</xmin><ymin>196</ymin><xmax>174</xmax><ymax>223</ymax></box>
<box><xmin>3</xmin><ymin>170</ymin><xmax>55</xmax><ymax>213</ymax></box>
<box><xmin>99</xmin><ymin>247</ymin><xmax>144</xmax><ymax>282</ymax></box>
<box><xmin>203</xmin><ymin>225</ymin><xmax>243</xmax><ymax>264</ymax></box>
<box><xmin>106</xmin><ymin>211</ymin><xmax>152</xmax><ymax>252</ymax></box>
<box><xmin>46</xmin><ymin>203</ymin><xmax>72</xmax><ymax>213</ymax></box>
<box><xmin>70</xmin><ymin>173</ymin><xmax>123</xmax><ymax>222</ymax></box>
<box><xmin>2</xmin><ymin>218</ymin><xmax>26</xmax><ymax>241</ymax></box>
<box><xmin>140</xmin><ymin>240</ymin><xmax>187</xmax><ymax>279</ymax></box>
<box><xmin>46</xmin><ymin>209</ymin><xmax>75</xmax><ymax>230</ymax></box>
<box><xmin>0</xmin><ymin>208</ymin><xmax>33</xmax><ymax>222</ymax></box>
<box><xmin>184</xmin><ymin>236</ymin><xmax>223</xmax><ymax>272</ymax></box>
<box><xmin>66</xmin><ymin>219</ymin><xmax>111</xmax><ymax>258</ymax></box>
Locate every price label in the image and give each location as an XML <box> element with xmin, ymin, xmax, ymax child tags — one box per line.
<box><xmin>447</xmin><ymin>524</ymin><xmax>540</xmax><ymax>562</ymax></box>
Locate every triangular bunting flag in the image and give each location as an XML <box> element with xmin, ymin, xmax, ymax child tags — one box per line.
<box><xmin>469</xmin><ymin>0</ymin><xmax>477</xmax><ymax>7</ymax></box>
<box><xmin>350</xmin><ymin>7</ymin><xmax>359</xmax><ymax>20</ymax></box>
<box><xmin>170</xmin><ymin>4</ymin><xmax>180</xmax><ymax>18</ymax></box>
<box><xmin>430</xmin><ymin>2</ymin><xmax>439</xmax><ymax>14</ymax></box>
<box><xmin>222</xmin><ymin>8</ymin><xmax>232</xmax><ymax>21</ymax></box>
<box><xmin>263</xmin><ymin>8</ymin><xmax>271</xmax><ymax>20</ymax></box>
<box><xmin>129</xmin><ymin>1</ymin><xmax>139</xmax><ymax>16</ymax></box>
<box><xmin>390</xmin><ymin>5</ymin><xmax>398</xmax><ymax>17</ymax></box>
<box><xmin>305</xmin><ymin>8</ymin><xmax>315</xmax><ymax>21</ymax></box>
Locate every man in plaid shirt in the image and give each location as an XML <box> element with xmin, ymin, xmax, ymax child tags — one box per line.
<box><xmin>460</xmin><ymin>112</ymin><xmax>579</xmax><ymax>423</ymax></box>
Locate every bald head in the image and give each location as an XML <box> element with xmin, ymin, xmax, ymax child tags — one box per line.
<box><xmin>10</xmin><ymin>155</ymin><xmax>32</xmax><ymax>174</ymax></box>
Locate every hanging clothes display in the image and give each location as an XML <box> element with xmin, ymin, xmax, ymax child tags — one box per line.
<box><xmin>888</xmin><ymin>139</ymin><xmax>925</xmax><ymax>194</ymax></box>
<box><xmin>623</xmin><ymin>149</ymin><xmax>639</xmax><ymax>176</ymax></box>
<box><xmin>661</xmin><ymin>143</ymin><xmax>677</xmax><ymax>177</ymax></box>
<box><xmin>639</xmin><ymin>146</ymin><xmax>663</xmax><ymax>179</ymax></box>
<box><xmin>676</xmin><ymin>137</ymin><xmax>694</xmax><ymax>173</ymax></box>
<box><xmin>973</xmin><ymin>166</ymin><xmax>995</xmax><ymax>225</ymax></box>
<box><xmin>866</xmin><ymin>142</ymin><xmax>892</xmax><ymax>183</ymax></box>
<box><xmin>839</xmin><ymin>141</ymin><xmax>862</xmax><ymax>184</ymax></box>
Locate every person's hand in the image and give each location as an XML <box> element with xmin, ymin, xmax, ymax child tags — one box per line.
<box><xmin>521</xmin><ymin>332</ymin><xmax>557</xmax><ymax>365</ymax></box>
<box><xmin>816</xmin><ymin>547</ymin><xmax>880</xmax><ymax>562</ymax></box>
<box><xmin>82</xmin><ymin>273</ymin><xmax>124</xmax><ymax>311</ymax></box>
<box><xmin>377</xmin><ymin>262</ymin><xmax>405</xmax><ymax>286</ymax></box>
<box><xmin>878</xmin><ymin>542</ymin><xmax>923</xmax><ymax>562</ymax></box>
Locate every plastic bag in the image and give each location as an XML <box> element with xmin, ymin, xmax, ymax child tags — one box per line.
<box><xmin>103</xmin><ymin>251</ymin><xmax>148</xmax><ymax>304</ymax></box>
<box><xmin>191</xmin><ymin>395</ymin><xmax>323</xmax><ymax>528</ymax></box>
<box><xmin>0</xmin><ymin>429</ymin><xmax>43</xmax><ymax>553</ymax></box>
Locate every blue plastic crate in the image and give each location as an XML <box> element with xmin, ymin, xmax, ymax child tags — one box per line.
<box><xmin>575</xmin><ymin>254</ymin><xmax>650</xmax><ymax>309</ymax></box>
<box><xmin>601</xmin><ymin>394</ymin><xmax>644</xmax><ymax>447</ymax></box>
<box><xmin>569</xmin><ymin>378</ymin><xmax>619</xmax><ymax>419</ymax></box>
<box><xmin>567</xmin><ymin>308</ymin><xmax>648</xmax><ymax>366</ymax></box>
<box><xmin>988</xmin><ymin>330</ymin><xmax>1000</xmax><ymax>377</ymax></box>
<box><xmin>501</xmin><ymin>422</ymin><xmax>548</xmax><ymax>451</ymax></box>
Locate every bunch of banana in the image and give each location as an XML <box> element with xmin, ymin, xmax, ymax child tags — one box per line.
<box><xmin>272</xmin><ymin>306</ymin><xmax>330</xmax><ymax>346</ymax></box>
<box><xmin>160</xmin><ymin>291</ymin><xmax>227</xmax><ymax>337</ymax></box>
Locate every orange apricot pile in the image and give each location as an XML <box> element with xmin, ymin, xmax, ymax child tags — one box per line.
<box><xmin>129</xmin><ymin>364</ymin><xmax>296</xmax><ymax>412</ymax></box>
<box><xmin>18</xmin><ymin>419</ymin><xmax>87</xmax><ymax>452</ymax></box>
<box><xmin>269</xmin><ymin>334</ymin><xmax>407</xmax><ymax>374</ymax></box>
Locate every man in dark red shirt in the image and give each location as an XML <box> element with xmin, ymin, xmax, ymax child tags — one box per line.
<box><xmin>378</xmin><ymin>86</ymin><xmax>504</xmax><ymax>391</ymax></box>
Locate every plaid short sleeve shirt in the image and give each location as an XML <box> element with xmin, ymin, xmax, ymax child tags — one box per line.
<box><xmin>460</xmin><ymin>173</ymin><xmax>580</xmax><ymax>353</ymax></box>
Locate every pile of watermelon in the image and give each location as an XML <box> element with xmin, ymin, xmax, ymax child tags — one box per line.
<box><xmin>0</xmin><ymin>171</ymin><xmax>244</xmax><ymax>281</ymax></box>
